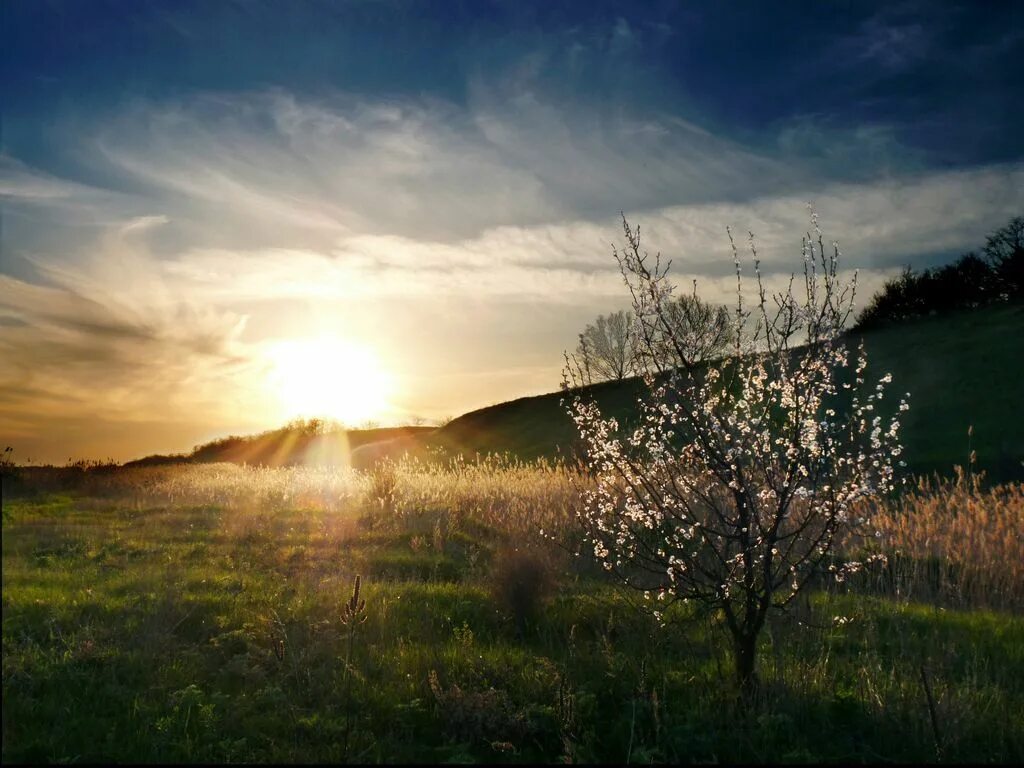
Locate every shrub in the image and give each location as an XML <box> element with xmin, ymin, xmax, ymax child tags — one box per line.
<box><xmin>427</xmin><ymin>670</ymin><xmax>533</xmax><ymax>748</ymax></box>
<box><xmin>489</xmin><ymin>545</ymin><xmax>557</xmax><ymax>632</ymax></box>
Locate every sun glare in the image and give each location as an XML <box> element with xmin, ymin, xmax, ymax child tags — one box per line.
<box><xmin>265</xmin><ymin>336</ymin><xmax>395</xmax><ymax>426</ymax></box>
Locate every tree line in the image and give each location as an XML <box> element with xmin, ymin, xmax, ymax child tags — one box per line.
<box><xmin>854</xmin><ymin>215</ymin><xmax>1023</xmax><ymax>331</ymax></box>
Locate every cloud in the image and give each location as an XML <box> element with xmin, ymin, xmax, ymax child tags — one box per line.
<box><xmin>15</xmin><ymin>86</ymin><xmax>1011</xmax><ymax>266</ymax></box>
<box><xmin>21</xmin><ymin>86</ymin><xmax>1015</xmax><ymax>268</ymax></box>
<box><xmin>119</xmin><ymin>214</ymin><xmax>171</xmax><ymax>234</ymax></box>
<box><xmin>0</xmin><ymin>155</ymin><xmax>105</xmax><ymax>202</ymax></box>
<box><xmin>840</xmin><ymin>15</ymin><xmax>932</xmax><ymax>71</ymax></box>
<box><xmin>0</xmin><ymin>154</ymin><xmax>136</xmax><ymax>225</ymax></box>
<box><xmin>72</xmin><ymin>88</ymin><xmax>814</xmax><ymax>249</ymax></box>
<box><xmin>147</xmin><ymin>160</ymin><xmax>1024</xmax><ymax>305</ymax></box>
<box><xmin>0</xmin><ymin>221</ymin><xmax>258</xmax><ymax>442</ymax></box>
<box><xmin>3</xmin><ymin>86</ymin><xmax>1023</xmax><ymax>461</ymax></box>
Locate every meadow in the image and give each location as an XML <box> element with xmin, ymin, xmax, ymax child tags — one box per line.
<box><xmin>3</xmin><ymin>457</ymin><xmax>1022</xmax><ymax>763</ymax></box>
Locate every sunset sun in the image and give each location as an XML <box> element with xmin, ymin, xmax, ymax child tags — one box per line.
<box><xmin>265</xmin><ymin>336</ymin><xmax>395</xmax><ymax>425</ymax></box>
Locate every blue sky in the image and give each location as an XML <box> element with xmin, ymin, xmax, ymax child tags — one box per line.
<box><xmin>2</xmin><ymin>0</ymin><xmax>1023</xmax><ymax>462</ymax></box>
<box><xmin>6</xmin><ymin>2</ymin><xmax>1022</xmax><ymax>171</ymax></box>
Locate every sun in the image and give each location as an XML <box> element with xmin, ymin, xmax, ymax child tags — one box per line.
<box><xmin>264</xmin><ymin>335</ymin><xmax>395</xmax><ymax>425</ymax></box>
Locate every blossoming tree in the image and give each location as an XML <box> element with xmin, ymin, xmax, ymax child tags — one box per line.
<box><xmin>563</xmin><ymin>212</ymin><xmax>908</xmax><ymax>694</ymax></box>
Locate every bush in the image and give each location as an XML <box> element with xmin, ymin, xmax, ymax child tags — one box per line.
<box><xmin>427</xmin><ymin>670</ymin><xmax>534</xmax><ymax>749</ymax></box>
<box><xmin>489</xmin><ymin>545</ymin><xmax>556</xmax><ymax>632</ymax></box>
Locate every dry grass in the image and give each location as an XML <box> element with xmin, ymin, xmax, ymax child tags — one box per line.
<box><xmin>14</xmin><ymin>455</ymin><xmax>583</xmax><ymax>528</ymax></box>
<box><xmin>10</xmin><ymin>457</ymin><xmax>1020</xmax><ymax>610</ymax></box>
<box><xmin>379</xmin><ymin>454</ymin><xmax>585</xmax><ymax>540</ymax></box>
<box><xmin>866</xmin><ymin>468</ymin><xmax>1024</xmax><ymax>610</ymax></box>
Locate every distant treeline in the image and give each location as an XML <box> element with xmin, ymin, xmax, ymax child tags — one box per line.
<box><xmin>126</xmin><ymin>418</ymin><xmax>434</xmax><ymax>468</ymax></box>
<box><xmin>855</xmin><ymin>215</ymin><xmax>1023</xmax><ymax>331</ymax></box>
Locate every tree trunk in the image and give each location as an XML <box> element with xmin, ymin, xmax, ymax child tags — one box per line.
<box><xmin>734</xmin><ymin>633</ymin><xmax>759</xmax><ymax>702</ymax></box>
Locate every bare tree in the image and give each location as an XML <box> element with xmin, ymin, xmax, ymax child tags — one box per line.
<box><xmin>646</xmin><ymin>287</ymin><xmax>734</xmax><ymax>371</ymax></box>
<box><xmin>575</xmin><ymin>310</ymin><xmax>637</xmax><ymax>383</ymax></box>
<box><xmin>563</xmin><ymin>212</ymin><xmax>906</xmax><ymax>697</ymax></box>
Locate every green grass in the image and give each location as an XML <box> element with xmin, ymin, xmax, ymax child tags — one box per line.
<box><xmin>3</xmin><ymin>493</ymin><xmax>1022</xmax><ymax>763</ymax></box>
<box><xmin>855</xmin><ymin>302</ymin><xmax>1024</xmax><ymax>481</ymax></box>
<box><xmin>429</xmin><ymin>302</ymin><xmax>1024</xmax><ymax>482</ymax></box>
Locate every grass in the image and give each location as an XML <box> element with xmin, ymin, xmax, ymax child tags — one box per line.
<box><xmin>3</xmin><ymin>461</ymin><xmax>1023</xmax><ymax>763</ymax></box>
<box><xmin>866</xmin><ymin>468</ymin><xmax>1024</xmax><ymax>611</ymax></box>
<box><xmin>429</xmin><ymin>302</ymin><xmax>1024</xmax><ymax>482</ymax></box>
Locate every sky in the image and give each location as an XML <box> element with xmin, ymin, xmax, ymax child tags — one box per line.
<box><xmin>2</xmin><ymin>0</ymin><xmax>1023</xmax><ymax>464</ymax></box>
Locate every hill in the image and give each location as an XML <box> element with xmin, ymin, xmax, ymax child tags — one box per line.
<box><xmin>126</xmin><ymin>424</ymin><xmax>435</xmax><ymax>468</ymax></box>
<box><xmin>428</xmin><ymin>302</ymin><xmax>1024</xmax><ymax>482</ymax></box>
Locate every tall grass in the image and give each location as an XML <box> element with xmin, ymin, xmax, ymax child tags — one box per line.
<box><xmin>867</xmin><ymin>468</ymin><xmax>1024</xmax><ymax>611</ymax></box>
<box><xmin>9</xmin><ymin>455</ymin><xmax>1021</xmax><ymax>610</ymax></box>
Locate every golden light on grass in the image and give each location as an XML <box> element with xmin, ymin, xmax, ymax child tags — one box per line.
<box><xmin>265</xmin><ymin>335</ymin><xmax>395</xmax><ymax>425</ymax></box>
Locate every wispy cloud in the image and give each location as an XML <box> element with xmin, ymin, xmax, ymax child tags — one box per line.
<box><xmin>0</xmin><ymin>214</ymin><xmax>259</xmax><ymax>449</ymax></box>
<box><xmin>3</xmin><ymin>87</ymin><xmax>1022</xmax><ymax>461</ymax></box>
<box><xmin>154</xmin><ymin>160</ymin><xmax>1024</xmax><ymax>302</ymax></box>
<box><xmin>73</xmin><ymin>88</ymin><xmax>807</xmax><ymax>245</ymax></box>
<box><xmin>0</xmin><ymin>156</ymin><xmax>107</xmax><ymax>202</ymax></box>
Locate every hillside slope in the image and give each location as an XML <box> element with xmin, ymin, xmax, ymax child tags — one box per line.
<box><xmin>429</xmin><ymin>303</ymin><xmax>1024</xmax><ymax>482</ymax></box>
<box><xmin>127</xmin><ymin>425</ymin><xmax>435</xmax><ymax>468</ymax></box>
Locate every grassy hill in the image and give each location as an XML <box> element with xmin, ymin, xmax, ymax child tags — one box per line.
<box><xmin>428</xmin><ymin>302</ymin><xmax>1024</xmax><ymax>482</ymax></box>
<box><xmin>126</xmin><ymin>424</ymin><xmax>435</xmax><ymax>468</ymax></box>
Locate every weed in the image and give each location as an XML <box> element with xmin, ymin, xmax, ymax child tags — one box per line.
<box><xmin>340</xmin><ymin>575</ymin><xmax>368</xmax><ymax>762</ymax></box>
<box><xmin>427</xmin><ymin>669</ymin><xmax>533</xmax><ymax>749</ymax></box>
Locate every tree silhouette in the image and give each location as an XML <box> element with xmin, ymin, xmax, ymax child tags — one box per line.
<box><xmin>575</xmin><ymin>310</ymin><xmax>637</xmax><ymax>383</ymax></box>
<box><xmin>983</xmin><ymin>215</ymin><xmax>1024</xmax><ymax>295</ymax></box>
<box><xmin>855</xmin><ymin>215</ymin><xmax>1022</xmax><ymax>331</ymax></box>
<box><xmin>647</xmin><ymin>288</ymin><xmax>734</xmax><ymax>371</ymax></box>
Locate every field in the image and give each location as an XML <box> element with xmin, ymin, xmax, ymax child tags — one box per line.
<box><xmin>3</xmin><ymin>459</ymin><xmax>1022</xmax><ymax>763</ymax></box>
